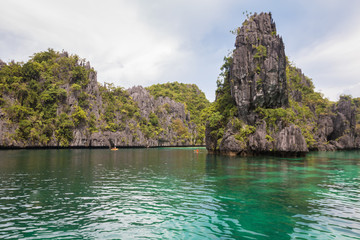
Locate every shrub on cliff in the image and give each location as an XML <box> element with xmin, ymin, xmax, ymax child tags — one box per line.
<box><xmin>146</xmin><ymin>81</ymin><xmax>210</xmax><ymax>144</ymax></box>
<box><xmin>0</xmin><ymin>49</ymin><xmax>94</xmax><ymax>145</ymax></box>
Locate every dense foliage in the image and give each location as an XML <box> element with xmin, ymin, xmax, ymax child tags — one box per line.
<box><xmin>0</xmin><ymin>49</ymin><xmax>207</xmax><ymax>147</ymax></box>
<box><xmin>0</xmin><ymin>50</ymin><xmax>148</xmax><ymax>146</ymax></box>
<box><xmin>204</xmin><ymin>55</ymin><xmax>238</xmax><ymax>148</ymax></box>
<box><xmin>146</xmin><ymin>82</ymin><xmax>210</xmax><ymax>144</ymax></box>
<box><xmin>0</xmin><ymin>49</ymin><xmax>96</xmax><ymax>146</ymax></box>
<box><xmin>99</xmin><ymin>83</ymin><xmax>140</xmax><ymax>133</ymax></box>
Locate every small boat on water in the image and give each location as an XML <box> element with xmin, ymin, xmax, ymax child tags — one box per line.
<box><xmin>111</xmin><ymin>139</ymin><xmax>118</xmax><ymax>151</ymax></box>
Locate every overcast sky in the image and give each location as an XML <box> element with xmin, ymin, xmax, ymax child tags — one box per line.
<box><xmin>1</xmin><ymin>0</ymin><xmax>359</xmax><ymax>102</ymax></box>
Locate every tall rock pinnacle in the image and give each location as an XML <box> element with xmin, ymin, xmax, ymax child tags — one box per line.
<box><xmin>206</xmin><ymin>12</ymin><xmax>360</xmax><ymax>156</ymax></box>
<box><xmin>231</xmin><ymin>12</ymin><xmax>288</xmax><ymax>122</ymax></box>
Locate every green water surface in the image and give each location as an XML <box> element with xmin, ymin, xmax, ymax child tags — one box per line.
<box><xmin>0</xmin><ymin>148</ymin><xmax>359</xmax><ymax>239</ymax></box>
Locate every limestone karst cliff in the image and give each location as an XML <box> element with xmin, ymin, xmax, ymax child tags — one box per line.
<box><xmin>231</xmin><ymin>12</ymin><xmax>288</xmax><ymax>123</ymax></box>
<box><xmin>206</xmin><ymin>12</ymin><xmax>360</xmax><ymax>156</ymax></box>
<box><xmin>0</xmin><ymin>49</ymin><xmax>209</xmax><ymax>148</ymax></box>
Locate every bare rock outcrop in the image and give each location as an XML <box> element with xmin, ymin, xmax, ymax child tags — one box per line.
<box><xmin>313</xmin><ymin>96</ymin><xmax>357</xmax><ymax>150</ymax></box>
<box><xmin>274</xmin><ymin>125</ymin><xmax>307</xmax><ymax>152</ymax></box>
<box><xmin>231</xmin><ymin>12</ymin><xmax>288</xmax><ymax>123</ymax></box>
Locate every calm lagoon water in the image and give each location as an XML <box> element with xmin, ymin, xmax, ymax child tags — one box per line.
<box><xmin>0</xmin><ymin>148</ymin><xmax>359</xmax><ymax>239</ymax></box>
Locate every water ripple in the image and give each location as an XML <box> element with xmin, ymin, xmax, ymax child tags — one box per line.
<box><xmin>1</xmin><ymin>149</ymin><xmax>360</xmax><ymax>239</ymax></box>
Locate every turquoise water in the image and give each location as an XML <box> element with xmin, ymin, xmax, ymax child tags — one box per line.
<box><xmin>0</xmin><ymin>148</ymin><xmax>359</xmax><ymax>239</ymax></box>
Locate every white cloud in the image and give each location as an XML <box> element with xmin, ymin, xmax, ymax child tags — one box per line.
<box><xmin>2</xmin><ymin>0</ymin><xmax>360</xmax><ymax>102</ymax></box>
<box><xmin>291</xmin><ymin>11</ymin><xmax>360</xmax><ymax>101</ymax></box>
<box><xmin>0</xmin><ymin>0</ymin><xmax>234</xmax><ymax>101</ymax></box>
<box><xmin>0</xmin><ymin>1</ymin><xmax>188</xmax><ymax>85</ymax></box>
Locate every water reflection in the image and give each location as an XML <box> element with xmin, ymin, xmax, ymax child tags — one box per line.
<box><xmin>0</xmin><ymin>149</ymin><xmax>359</xmax><ymax>239</ymax></box>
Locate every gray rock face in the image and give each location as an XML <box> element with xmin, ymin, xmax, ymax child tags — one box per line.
<box><xmin>313</xmin><ymin>97</ymin><xmax>357</xmax><ymax>150</ymax></box>
<box><xmin>128</xmin><ymin>86</ymin><xmax>188</xmax><ymax>122</ymax></box>
<box><xmin>248</xmin><ymin>121</ymin><xmax>273</xmax><ymax>152</ymax></box>
<box><xmin>205</xmin><ymin>124</ymin><xmax>218</xmax><ymax>153</ymax></box>
<box><xmin>218</xmin><ymin>122</ymin><xmax>245</xmax><ymax>155</ymax></box>
<box><xmin>274</xmin><ymin>125</ymin><xmax>307</xmax><ymax>152</ymax></box>
<box><xmin>66</xmin><ymin>84</ymin><xmax>195</xmax><ymax>148</ymax></box>
<box><xmin>329</xmin><ymin>98</ymin><xmax>356</xmax><ymax>140</ymax></box>
<box><xmin>231</xmin><ymin>12</ymin><xmax>288</xmax><ymax>122</ymax></box>
<box><xmin>127</xmin><ymin>86</ymin><xmax>193</xmax><ymax>147</ymax></box>
<box><xmin>288</xmin><ymin>67</ymin><xmax>312</xmax><ymax>103</ymax></box>
<box><xmin>214</xmin><ymin>119</ymin><xmax>308</xmax><ymax>155</ymax></box>
<box><xmin>314</xmin><ymin>115</ymin><xmax>334</xmax><ymax>150</ymax></box>
<box><xmin>219</xmin><ymin>134</ymin><xmax>244</xmax><ymax>156</ymax></box>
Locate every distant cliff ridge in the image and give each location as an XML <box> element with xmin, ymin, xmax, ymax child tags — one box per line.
<box><xmin>0</xmin><ymin>50</ymin><xmax>209</xmax><ymax>148</ymax></box>
<box><xmin>206</xmin><ymin>12</ymin><xmax>360</xmax><ymax>156</ymax></box>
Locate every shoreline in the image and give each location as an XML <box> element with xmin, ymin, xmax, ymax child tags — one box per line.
<box><xmin>1</xmin><ymin>146</ymin><xmax>359</xmax><ymax>158</ymax></box>
<box><xmin>0</xmin><ymin>145</ymin><xmax>207</xmax><ymax>150</ymax></box>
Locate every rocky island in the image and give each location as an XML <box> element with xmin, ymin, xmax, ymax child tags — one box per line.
<box><xmin>205</xmin><ymin>12</ymin><xmax>360</xmax><ymax>156</ymax></box>
<box><xmin>0</xmin><ymin>51</ymin><xmax>209</xmax><ymax>148</ymax></box>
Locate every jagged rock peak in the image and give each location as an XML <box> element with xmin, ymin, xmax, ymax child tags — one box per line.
<box><xmin>237</xmin><ymin>12</ymin><xmax>277</xmax><ymax>38</ymax></box>
<box><xmin>231</xmin><ymin>12</ymin><xmax>288</xmax><ymax>123</ymax></box>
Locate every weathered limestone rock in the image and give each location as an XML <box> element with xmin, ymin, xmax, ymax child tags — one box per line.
<box><xmin>205</xmin><ymin>123</ymin><xmax>218</xmax><ymax>153</ymax></box>
<box><xmin>313</xmin><ymin>115</ymin><xmax>334</xmax><ymax>150</ymax></box>
<box><xmin>274</xmin><ymin>125</ymin><xmax>307</xmax><ymax>153</ymax></box>
<box><xmin>207</xmin><ymin>12</ymin><xmax>301</xmax><ymax>156</ymax></box>
<box><xmin>231</xmin><ymin>12</ymin><xmax>288</xmax><ymax>122</ymax></box>
<box><xmin>128</xmin><ymin>86</ymin><xmax>188</xmax><ymax>122</ymax></box>
<box><xmin>248</xmin><ymin>121</ymin><xmax>274</xmax><ymax>152</ymax></box>
<box><xmin>128</xmin><ymin>86</ymin><xmax>156</xmax><ymax>119</ymax></box>
<box><xmin>326</xmin><ymin>97</ymin><xmax>356</xmax><ymax>149</ymax></box>
<box><xmin>219</xmin><ymin>130</ymin><xmax>245</xmax><ymax>156</ymax></box>
<box><xmin>127</xmin><ymin>86</ymin><xmax>193</xmax><ymax>147</ymax></box>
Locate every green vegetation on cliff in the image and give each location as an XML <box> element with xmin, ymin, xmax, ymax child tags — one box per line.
<box><xmin>204</xmin><ymin>55</ymin><xmax>238</xmax><ymax>149</ymax></box>
<box><xmin>99</xmin><ymin>83</ymin><xmax>140</xmax><ymax>133</ymax></box>
<box><xmin>0</xmin><ymin>49</ymin><xmax>95</xmax><ymax>145</ymax></box>
<box><xmin>0</xmin><ymin>50</ymin><xmax>149</xmax><ymax>146</ymax></box>
<box><xmin>0</xmin><ymin>49</ymin><xmax>207</xmax><ymax>147</ymax></box>
<box><xmin>256</xmin><ymin>59</ymin><xmax>334</xmax><ymax>148</ymax></box>
<box><xmin>207</xmin><ymin>54</ymin><xmax>342</xmax><ymax>151</ymax></box>
<box><xmin>146</xmin><ymin>82</ymin><xmax>210</xmax><ymax>144</ymax></box>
